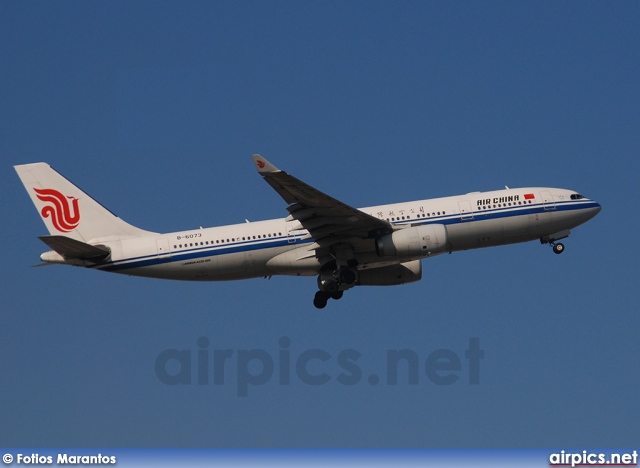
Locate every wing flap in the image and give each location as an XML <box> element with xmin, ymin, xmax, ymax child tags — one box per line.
<box><xmin>252</xmin><ymin>155</ymin><xmax>392</xmax><ymax>247</ymax></box>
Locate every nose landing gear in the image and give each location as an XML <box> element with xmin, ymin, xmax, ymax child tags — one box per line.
<box><xmin>541</xmin><ymin>230</ymin><xmax>570</xmax><ymax>255</ymax></box>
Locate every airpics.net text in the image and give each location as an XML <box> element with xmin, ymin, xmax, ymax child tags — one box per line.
<box><xmin>155</xmin><ymin>337</ymin><xmax>484</xmax><ymax>396</ymax></box>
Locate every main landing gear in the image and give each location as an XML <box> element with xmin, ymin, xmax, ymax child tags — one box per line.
<box><xmin>551</xmin><ymin>242</ymin><xmax>565</xmax><ymax>255</ymax></box>
<box><xmin>313</xmin><ymin>267</ymin><xmax>357</xmax><ymax>309</ymax></box>
<box><xmin>313</xmin><ymin>290</ymin><xmax>341</xmax><ymax>309</ymax></box>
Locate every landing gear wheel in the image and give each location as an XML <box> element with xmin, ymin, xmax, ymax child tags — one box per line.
<box><xmin>313</xmin><ymin>291</ymin><xmax>330</xmax><ymax>309</ymax></box>
<box><xmin>339</xmin><ymin>269</ymin><xmax>356</xmax><ymax>285</ymax></box>
<box><xmin>330</xmin><ymin>290</ymin><xmax>344</xmax><ymax>300</ymax></box>
<box><xmin>325</xmin><ymin>281</ymin><xmax>340</xmax><ymax>294</ymax></box>
<box><xmin>552</xmin><ymin>243</ymin><xmax>565</xmax><ymax>255</ymax></box>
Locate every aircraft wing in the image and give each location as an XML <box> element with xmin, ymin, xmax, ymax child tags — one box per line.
<box><xmin>252</xmin><ymin>155</ymin><xmax>392</xmax><ymax>245</ymax></box>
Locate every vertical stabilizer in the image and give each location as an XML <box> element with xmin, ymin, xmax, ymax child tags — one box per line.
<box><xmin>14</xmin><ymin>162</ymin><xmax>155</xmax><ymax>242</ymax></box>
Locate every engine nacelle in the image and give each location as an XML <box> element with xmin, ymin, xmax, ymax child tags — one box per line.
<box><xmin>358</xmin><ymin>260</ymin><xmax>422</xmax><ymax>286</ymax></box>
<box><xmin>376</xmin><ymin>224</ymin><xmax>448</xmax><ymax>258</ymax></box>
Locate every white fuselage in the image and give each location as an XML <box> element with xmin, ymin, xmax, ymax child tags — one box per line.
<box><xmin>71</xmin><ymin>187</ymin><xmax>600</xmax><ymax>281</ymax></box>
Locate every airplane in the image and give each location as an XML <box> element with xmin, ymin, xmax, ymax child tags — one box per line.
<box><xmin>15</xmin><ymin>155</ymin><xmax>601</xmax><ymax>309</ymax></box>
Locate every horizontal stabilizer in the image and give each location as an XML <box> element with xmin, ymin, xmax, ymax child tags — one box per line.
<box><xmin>39</xmin><ymin>235</ymin><xmax>111</xmax><ymax>261</ymax></box>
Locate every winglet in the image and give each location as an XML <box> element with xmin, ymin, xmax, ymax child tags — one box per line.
<box><xmin>252</xmin><ymin>154</ymin><xmax>280</xmax><ymax>174</ymax></box>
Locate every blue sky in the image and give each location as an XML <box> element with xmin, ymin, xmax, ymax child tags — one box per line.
<box><xmin>1</xmin><ymin>1</ymin><xmax>639</xmax><ymax>448</ymax></box>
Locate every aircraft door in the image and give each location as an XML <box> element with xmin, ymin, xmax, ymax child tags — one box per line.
<box><xmin>458</xmin><ymin>200</ymin><xmax>474</xmax><ymax>221</ymax></box>
<box><xmin>286</xmin><ymin>224</ymin><xmax>297</xmax><ymax>244</ymax></box>
<box><xmin>156</xmin><ymin>238</ymin><xmax>171</xmax><ymax>259</ymax></box>
<box><xmin>540</xmin><ymin>191</ymin><xmax>556</xmax><ymax>210</ymax></box>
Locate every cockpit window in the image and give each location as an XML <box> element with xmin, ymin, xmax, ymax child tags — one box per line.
<box><xmin>570</xmin><ymin>193</ymin><xmax>585</xmax><ymax>200</ymax></box>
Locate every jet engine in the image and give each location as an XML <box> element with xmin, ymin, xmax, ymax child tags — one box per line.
<box><xmin>376</xmin><ymin>224</ymin><xmax>448</xmax><ymax>258</ymax></box>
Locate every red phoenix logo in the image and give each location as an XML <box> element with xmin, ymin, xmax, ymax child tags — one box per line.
<box><xmin>256</xmin><ymin>160</ymin><xmax>265</xmax><ymax>169</ymax></box>
<box><xmin>34</xmin><ymin>188</ymin><xmax>80</xmax><ymax>232</ymax></box>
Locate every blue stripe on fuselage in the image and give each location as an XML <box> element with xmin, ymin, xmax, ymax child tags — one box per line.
<box><xmin>96</xmin><ymin>200</ymin><xmax>599</xmax><ymax>272</ymax></box>
<box><xmin>97</xmin><ymin>235</ymin><xmax>305</xmax><ymax>272</ymax></box>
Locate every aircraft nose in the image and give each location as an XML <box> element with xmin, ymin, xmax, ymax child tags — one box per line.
<box><xmin>587</xmin><ymin>201</ymin><xmax>602</xmax><ymax>220</ymax></box>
